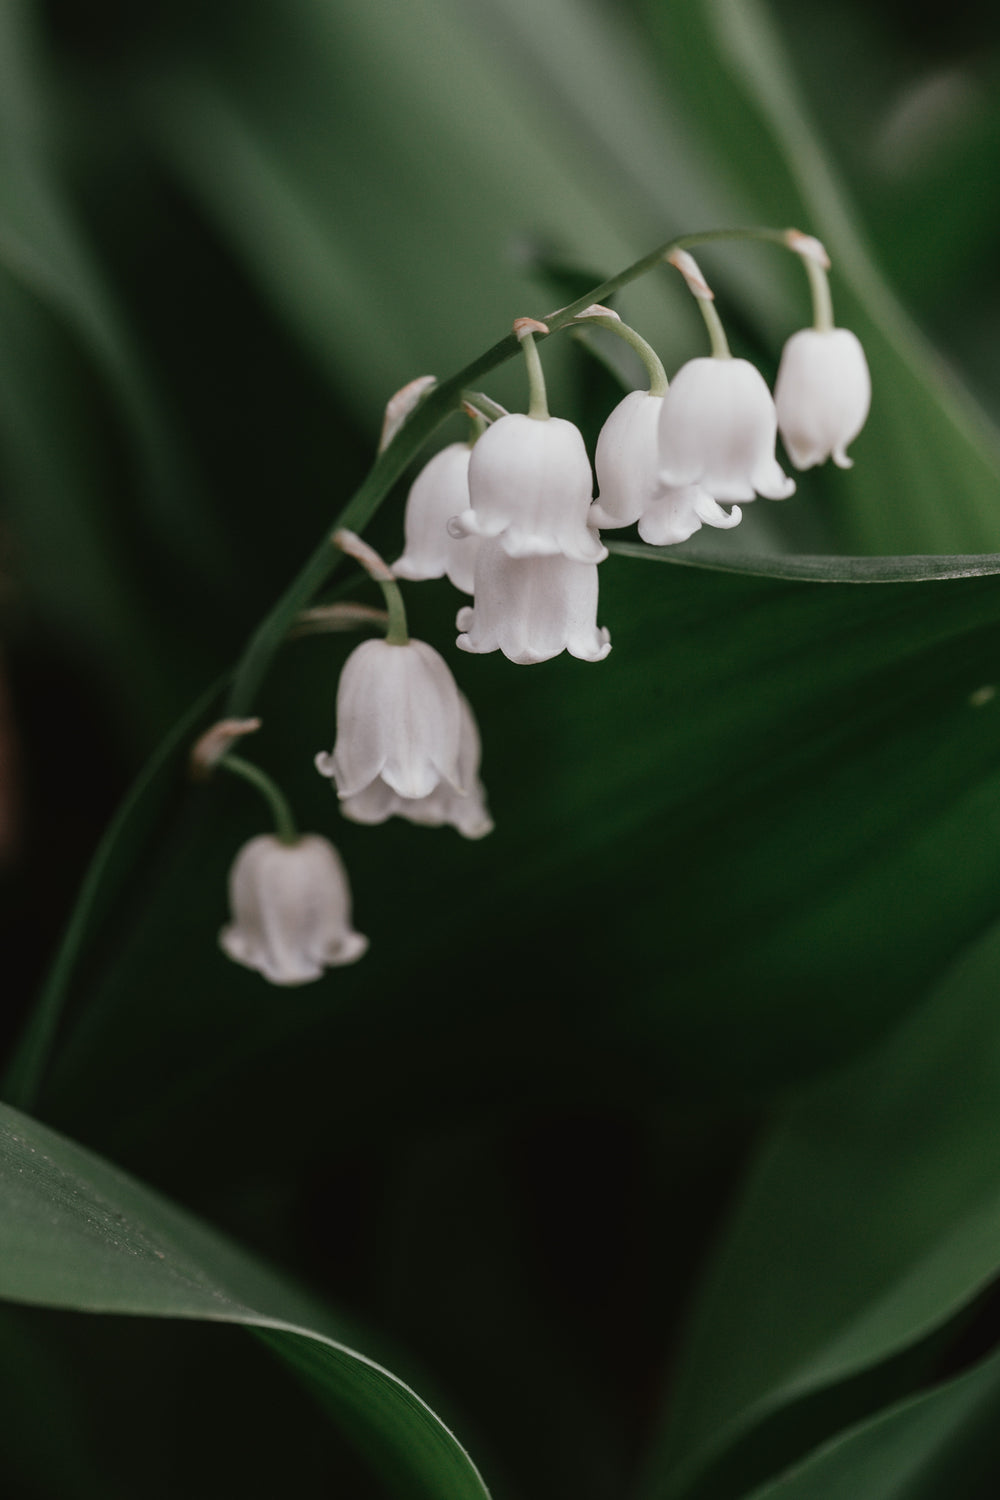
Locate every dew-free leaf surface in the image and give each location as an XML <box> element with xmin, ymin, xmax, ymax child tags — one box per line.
<box><xmin>0</xmin><ymin>1100</ymin><xmax>490</xmax><ymax>1500</ymax></box>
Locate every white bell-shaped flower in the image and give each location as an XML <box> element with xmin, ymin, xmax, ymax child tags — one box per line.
<box><xmin>590</xmin><ymin>390</ymin><xmax>663</xmax><ymax>529</ymax></box>
<box><xmin>340</xmin><ymin>694</ymin><xmax>493</xmax><ymax>839</ymax></box>
<box><xmin>774</xmin><ymin>327</ymin><xmax>871</xmax><ymax>470</ymax></box>
<box><xmin>637</xmin><ymin>486</ymin><xmax>742</xmax><ymax>547</ymax></box>
<box><xmin>392</xmin><ymin>442</ymin><xmax>479</xmax><ymax>594</ymax></box>
<box><xmin>315</xmin><ymin>637</ymin><xmax>463</xmax><ymax>801</ymax></box>
<box><xmin>220</xmin><ymin>834</ymin><xmax>368</xmax><ymax>986</ymax></box>
<box><xmin>588</xmin><ymin>390</ymin><xmax>743</xmax><ymax>546</ymax></box>
<box><xmin>456</xmin><ymin>539</ymin><xmax>611</xmax><ymax>665</ymax></box>
<box><xmin>449</xmin><ymin>413</ymin><xmax>606</xmax><ymax>565</ymax></box>
<box><xmin>659</xmin><ymin>357</ymin><xmax>795</xmax><ymax>502</ymax></box>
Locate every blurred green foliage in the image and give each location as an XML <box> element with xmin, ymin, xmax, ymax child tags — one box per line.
<box><xmin>5</xmin><ymin>0</ymin><xmax>1000</xmax><ymax>1497</ymax></box>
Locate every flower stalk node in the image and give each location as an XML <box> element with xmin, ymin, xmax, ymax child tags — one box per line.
<box><xmin>667</xmin><ymin>249</ymin><xmax>715</xmax><ymax>300</ymax></box>
<box><xmin>785</xmin><ymin>229</ymin><xmax>831</xmax><ymax>270</ymax></box>
<box><xmin>190</xmin><ymin>718</ymin><xmax>262</xmax><ymax>781</ymax></box>
<box><xmin>513</xmin><ymin>316</ymin><xmax>550</xmax><ymax>339</ymax></box>
<box><xmin>573</xmin><ymin>303</ymin><xmax>621</xmax><ymax>322</ymax></box>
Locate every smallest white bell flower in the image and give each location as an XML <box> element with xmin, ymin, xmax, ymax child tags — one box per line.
<box><xmin>340</xmin><ymin>693</ymin><xmax>493</xmax><ymax>839</ymax></box>
<box><xmin>220</xmin><ymin>834</ymin><xmax>368</xmax><ymax>986</ymax></box>
<box><xmin>315</xmin><ymin>636</ymin><xmax>463</xmax><ymax>802</ymax></box>
<box><xmin>393</xmin><ymin>441</ymin><xmax>479</xmax><ymax>595</ymax></box>
<box><xmin>774</xmin><ymin>328</ymin><xmax>871</xmax><ymax>470</ymax></box>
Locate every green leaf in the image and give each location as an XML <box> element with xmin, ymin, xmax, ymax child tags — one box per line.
<box><xmin>0</xmin><ymin>1100</ymin><xmax>490</xmax><ymax>1500</ymax></box>
<box><xmin>608</xmin><ymin>540</ymin><xmax>1000</xmax><ymax>583</ymax></box>
<box><xmin>743</xmin><ymin>1343</ymin><xmax>1000</xmax><ymax>1500</ymax></box>
<box><xmin>642</xmin><ymin>917</ymin><xmax>1000</xmax><ymax>1499</ymax></box>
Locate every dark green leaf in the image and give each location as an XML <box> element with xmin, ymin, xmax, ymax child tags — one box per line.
<box><xmin>0</xmin><ymin>1101</ymin><xmax>490</xmax><ymax>1500</ymax></box>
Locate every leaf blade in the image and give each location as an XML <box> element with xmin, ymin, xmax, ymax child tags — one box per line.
<box><xmin>0</xmin><ymin>1100</ymin><xmax>491</xmax><ymax>1500</ymax></box>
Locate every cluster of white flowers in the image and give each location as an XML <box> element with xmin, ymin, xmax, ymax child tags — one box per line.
<box><xmin>215</xmin><ymin>231</ymin><xmax>871</xmax><ymax>987</ymax></box>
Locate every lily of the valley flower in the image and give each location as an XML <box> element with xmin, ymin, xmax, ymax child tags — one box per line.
<box><xmin>637</xmin><ymin>486</ymin><xmax>742</xmax><ymax>547</ymax></box>
<box><xmin>659</xmin><ymin>357</ymin><xmax>795</xmax><ymax>503</ymax></box>
<box><xmin>449</xmin><ymin>413</ymin><xmax>606</xmax><ymax>565</ymax></box>
<box><xmin>220</xmin><ymin>834</ymin><xmax>368</xmax><ymax>985</ymax></box>
<box><xmin>589</xmin><ymin>389</ymin><xmax>743</xmax><ymax>546</ymax></box>
<box><xmin>315</xmin><ymin>636</ymin><xmax>463</xmax><ymax>800</ymax></box>
<box><xmin>774</xmin><ymin>327</ymin><xmax>871</xmax><ymax>469</ymax></box>
<box><xmin>341</xmin><ymin>693</ymin><xmax>493</xmax><ymax>839</ymax></box>
<box><xmin>393</xmin><ymin>441</ymin><xmax>479</xmax><ymax>594</ymax></box>
<box><xmin>590</xmin><ymin>390</ymin><xmax>664</xmax><ymax>529</ymax></box>
<box><xmin>456</xmin><ymin>539</ymin><xmax>611</xmax><ymax>665</ymax></box>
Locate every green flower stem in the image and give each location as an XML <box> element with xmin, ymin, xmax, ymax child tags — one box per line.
<box><xmin>804</xmin><ymin>254</ymin><xmax>835</xmax><ymax>333</ymax></box>
<box><xmin>381</xmin><ymin>576</ymin><xmax>409</xmax><ymax>646</ymax></box>
<box><xmin>579</xmin><ymin>315</ymin><xmax>668</xmax><ymax>395</ymax></box>
<box><xmin>461</xmin><ymin>390</ymin><xmax>508</xmax><ymax>422</ymax></box>
<box><xmin>520</xmin><ymin>331</ymin><xmax>549</xmax><ymax>420</ymax></box>
<box><xmin>223</xmin><ymin>224</ymin><xmax>807</xmax><ymax>719</ymax></box>
<box><xmin>699</xmin><ymin>298</ymin><xmax>732</xmax><ymax>360</ymax></box>
<box><xmin>334</xmin><ymin>530</ymin><xmax>409</xmax><ymax>645</ymax></box>
<box><xmin>218</xmin><ymin>754</ymin><xmax>299</xmax><ymax>845</ymax></box>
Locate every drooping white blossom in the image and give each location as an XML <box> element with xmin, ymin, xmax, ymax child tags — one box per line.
<box><xmin>659</xmin><ymin>357</ymin><xmax>795</xmax><ymax>502</ymax></box>
<box><xmin>637</xmin><ymin>487</ymin><xmax>742</xmax><ymax>547</ymax></box>
<box><xmin>315</xmin><ymin>637</ymin><xmax>462</xmax><ymax>801</ymax></box>
<box><xmin>456</xmin><ymin>539</ymin><xmax>610</xmax><ymax>665</ymax></box>
<box><xmin>590</xmin><ymin>390</ymin><xmax>664</xmax><ymax>529</ymax></box>
<box><xmin>341</xmin><ymin>693</ymin><xmax>493</xmax><ymax>839</ymax></box>
<box><xmin>393</xmin><ymin>442</ymin><xmax>479</xmax><ymax>594</ymax></box>
<box><xmin>589</xmin><ymin>389</ymin><xmax>743</xmax><ymax>546</ymax></box>
<box><xmin>449</xmin><ymin>413</ymin><xmax>606</xmax><ymax>565</ymax></box>
<box><xmin>774</xmin><ymin>327</ymin><xmax>871</xmax><ymax>470</ymax></box>
<box><xmin>220</xmin><ymin>834</ymin><xmax>367</xmax><ymax>986</ymax></box>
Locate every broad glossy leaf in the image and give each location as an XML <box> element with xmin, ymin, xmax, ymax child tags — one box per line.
<box><xmin>0</xmin><ymin>1100</ymin><xmax>490</xmax><ymax>1500</ymax></box>
<box><xmin>642</xmin><ymin>916</ymin><xmax>1000</xmax><ymax>1499</ymax></box>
